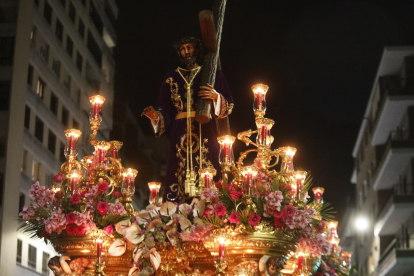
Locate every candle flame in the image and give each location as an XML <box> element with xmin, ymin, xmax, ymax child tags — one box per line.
<box><xmin>97</xmin><ymin>239</ymin><xmax>102</xmax><ymax>243</ymax></box>
<box><xmin>219</xmin><ymin>237</ymin><xmax>225</xmax><ymax>244</ymax></box>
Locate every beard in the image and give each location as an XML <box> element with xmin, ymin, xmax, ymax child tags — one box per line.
<box><xmin>180</xmin><ymin>55</ymin><xmax>197</xmax><ymax>69</ymax></box>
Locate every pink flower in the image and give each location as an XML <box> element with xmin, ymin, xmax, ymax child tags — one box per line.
<box><xmin>53</xmin><ymin>173</ymin><xmax>63</xmax><ymax>182</ymax></box>
<box><xmin>201</xmin><ymin>188</ymin><xmax>219</xmax><ymax>202</ymax></box>
<box><xmin>114</xmin><ymin>190</ymin><xmax>121</xmax><ymax>197</ymax></box>
<box><xmin>248</xmin><ymin>212</ymin><xmax>261</xmax><ymax>226</ymax></box>
<box><xmin>75</xmin><ymin>226</ymin><xmax>85</xmax><ymax>235</ymax></box>
<box><xmin>228</xmin><ymin>212</ymin><xmax>240</xmax><ymax>224</ymax></box>
<box><xmin>230</xmin><ymin>191</ymin><xmax>242</xmax><ymax>200</ymax></box>
<box><xmin>274</xmin><ymin>211</ymin><xmax>285</xmax><ymax>227</ymax></box>
<box><xmin>203</xmin><ymin>205</ymin><xmax>215</xmax><ymax>217</ymax></box>
<box><xmin>283</xmin><ymin>205</ymin><xmax>295</xmax><ymax>219</ymax></box>
<box><xmin>226</xmin><ymin>184</ymin><xmax>234</xmax><ymax>192</ymax></box>
<box><xmin>70</xmin><ymin>193</ymin><xmax>82</xmax><ymax>205</ymax></box>
<box><xmin>108</xmin><ymin>200</ymin><xmax>127</xmax><ymax>215</ymax></box>
<box><xmin>65</xmin><ymin>212</ymin><xmax>77</xmax><ymax>223</ymax></box>
<box><xmin>316</xmin><ymin>220</ymin><xmax>325</xmax><ymax>233</ymax></box>
<box><xmin>44</xmin><ymin>208</ymin><xmax>67</xmax><ymax>234</ymax></box>
<box><xmin>215</xmin><ymin>203</ymin><xmax>227</xmax><ymax>216</ymax></box>
<box><xmin>104</xmin><ymin>225</ymin><xmax>114</xmax><ymax>236</ymax></box>
<box><xmin>66</xmin><ymin>225</ymin><xmax>76</xmax><ymax>234</ymax></box>
<box><xmin>98</xmin><ymin>182</ymin><xmax>109</xmax><ymax>193</ymax></box>
<box><xmin>97</xmin><ymin>202</ymin><xmax>109</xmax><ymax>215</ymax></box>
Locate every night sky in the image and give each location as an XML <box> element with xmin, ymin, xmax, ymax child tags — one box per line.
<box><xmin>113</xmin><ymin>0</ymin><xmax>414</xmax><ymax>221</ymax></box>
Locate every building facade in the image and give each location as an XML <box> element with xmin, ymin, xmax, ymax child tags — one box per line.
<box><xmin>351</xmin><ymin>46</ymin><xmax>414</xmax><ymax>276</ymax></box>
<box><xmin>0</xmin><ymin>0</ymin><xmax>118</xmax><ymax>275</ymax></box>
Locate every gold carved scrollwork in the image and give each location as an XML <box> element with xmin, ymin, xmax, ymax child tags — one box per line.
<box><xmin>167</xmin><ymin>77</ymin><xmax>183</xmax><ymax>113</ymax></box>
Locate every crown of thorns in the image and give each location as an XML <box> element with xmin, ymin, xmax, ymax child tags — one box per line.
<box><xmin>173</xmin><ymin>37</ymin><xmax>202</xmax><ymax>56</ymax></box>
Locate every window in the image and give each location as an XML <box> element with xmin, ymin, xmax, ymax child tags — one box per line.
<box><xmin>27</xmin><ymin>65</ymin><xmax>34</xmax><ymax>86</ymax></box>
<box><xmin>0</xmin><ymin>81</ymin><xmax>10</xmax><ymax>111</ymax></box>
<box><xmin>48</xmin><ymin>130</ymin><xmax>56</xmax><ymax>154</ymax></box>
<box><xmin>46</xmin><ymin>174</ymin><xmax>53</xmax><ymax>188</ymax></box>
<box><xmin>28</xmin><ymin>244</ymin><xmax>37</xmax><ymax>269</ymax></box>
<box><xmin>37</xmin><ymin>163</ymin><xmax>42</xmax><ymax>182</ymax></box>
<box><xmin>63</xmin><ymin>75</ymin><xmax>71</xmax><ymax>91</ymax></box>
<box><xmin>73</xmin><ymin>119</ymin><xmax>79</xmax><ymax>129</ymax></box>
<box><xmin>40</xmin><ymin>44</ymin><xmax>49</xmax><ymax>62</ymax></box>
<box><xmin>22</xmin><ymin>150</ymin><xmax>28</xmax><ymax>173</ymax></box>
<box><xmin>42</xmin><ymin>252</ymin><xmax>50</xmax><ymax>275</ymax></box>
<box><xmin>16</xmin><ymin>239</ymin><xmax>22</xmax><ymax>264</ymax></box>
<box><xmin>44</xmin><ymin>1</ymin><xmax>52</xmax><ymax>25</ymax></box>
<box><xmin>69</xmin><ymin>2</ymin><xmax>76</xmax><ymax>22</ymax></box>
<box><xmin>50</xmin><ymin>93</ymin><xmax>58</xmax><ymax>115</ymax></box>
<box><xmin>35</xmin><ymin>116</ymin><xmax>44</xmax><ymax>142</ymax></box>
<box><xmin>78</xmin><ymin>18</ymin><xmax>85</xmax><ymax>39</ymax></box>
<box><xmin>76</xmin><ymin>89</ymin><xmax>81</xmax><ymax>105</ymax></box>
<box><xmin>37</xmin><ymin>78</ymin><xmax>46</xmax><ymax>99</ymax></box>
<box><xmin>52</xmin><ymin>59</ymin><xmax>61</xmax><ymax>78</ymax></box>
<box><xmin>30</xmin><ymin>26</ymin><xmax>37</xmax><ymax>47</ymax></box>
<box><xmin>0</xmin><ymin>36</ymin><xmax>14</xmax><ymax>65</ymax></box>
<box><xmin>19</xmin><ymin>193</ymin><xmax>25</xmax><ymax>214</ymax></box>
<box><xmin>89</xmin><ymin>1</ymin><xmax>103</xmax><ymax>35</ymax></box>
<box><xmin>62</xmin><ymin>106</ymin><xmax>69</xmax><ymax>127</ymax></box>
<box><xmin>87</xmin><ymin>31</ymin><xmax>102</xmax><ymax>66</ymax></box>
<box><xmin>66</xmin><ymin>36</ymin><xmax>73</xmax><ymax>57</ymax></box>
<box><xmin>60</xmin><ymin>142</ymin><xmax>65</xmax><ymax>162</ymax></box>
<box><xmin>24</xmin><ymin>105</ymin><xmax>31</xmax><ymax>129</ymax></box>
<box><xmin>55</xmin><ymin>19</ymin><xmax>63</xmax><ymax>41</ymax></box>
<box><xmin>76</xmin><ymin>51</ymin><xmax>83</xmax><ymax>71</ymax></box>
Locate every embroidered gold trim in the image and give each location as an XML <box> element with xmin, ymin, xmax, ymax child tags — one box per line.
<box><xmin>166</xmin><ymin>77</ymin><xmax>183</xmax><ymax>113</ymax></box>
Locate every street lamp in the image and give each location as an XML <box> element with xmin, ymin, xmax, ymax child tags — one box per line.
<box><xmin>355</xmin><ymin>216</ymin><xmax>369</xmax><ymax>231</ymax></box>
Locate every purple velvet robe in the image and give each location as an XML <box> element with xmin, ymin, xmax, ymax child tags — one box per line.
<box><xmin>153</xmin><ymin>67</ymin><xmax>233</xmax><ymax>203</ymax></box>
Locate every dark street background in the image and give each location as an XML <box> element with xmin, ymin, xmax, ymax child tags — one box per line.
<box><xmin>113</xmin><ymin>0</ymin><xmax>414</xmax><ymax>221</ymax></box>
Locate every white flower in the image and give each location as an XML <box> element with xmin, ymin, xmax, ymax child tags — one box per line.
<box><xmin>193</xmin><ymin>199</ymin><xmax>206</xmax><ymax>217</ymax></box>
<box><xmin>148</xmin><ymin>218</ymin><xmax>163</xmax><ymax>232</ymax></box>
<box><xmin>179</xmin><ymin>203</ymin><xmax>192</xmax><ymax>217</ymax></box>
<box><xmin>125</xmin><ymin>224</ymin><xmax>145</xmax><ymax>244</ymax></box>
<box><xmin>150</xmin><ymin>250</ymin><xmax>161</xmax><ymax>270</ymax></box>
<box><xmin>115</xmin><ymin>219</ymin><xmax>131</xmax><ymax>236</ymax></box>
<box><xmin>160</xmin><ymin>201</ymin><xmax>177</xmax><ymax>216</ymax></box>
<box><xmin>133</xmin><ymin>247</ymin><xmax>143</xmax><ymax>263</ymax></box>
<box><xmin>108</xmin><ymin>239</ymin><xmax>126</xmax><ymax>256</ymax></box>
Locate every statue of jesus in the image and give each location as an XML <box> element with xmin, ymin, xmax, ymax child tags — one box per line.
<box><xmin>142</xmin><ymin>36</ymin><xmax>233</xmax><ymax>203</ymax></box>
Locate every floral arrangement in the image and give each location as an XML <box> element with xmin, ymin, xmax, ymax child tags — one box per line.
<box><xmin>297</xmin><ymin>220</ymin><xmax>331</xmax><ymax>258</ymax></box>
<box><xmin>18</xmin><ymin>174</ymin><xmax>128</xmax><ymax>241</ymax></box>
<box><xmin>316</xmin><ymin>257</ymin><xmax>357</xmax><ymax>276</ymax></box>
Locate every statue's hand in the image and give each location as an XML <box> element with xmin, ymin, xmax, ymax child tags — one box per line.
<box><xmin>141</xmin><ymin>106</ymin><xmax>158</xmax><ymax>120</ymax></box>
<box><xmin>199</xmin><ymin>83</ymin><xmax>219</xmax><ymax>101</ymax></box>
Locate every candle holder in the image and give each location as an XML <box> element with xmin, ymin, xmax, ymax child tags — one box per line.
<box><xmin>255</xmin><ymin>117</ymin><xmax>274</xmax><ymax>148</ymax></box>
<box><xmin>312</xmin><ymin>187</ymin><xmax>325</xmax><ymax>204</ymax></box>
<box><xmin>68</xmin><ymin>170</ymin><xmax>81</xmax><ymax>193</ymax></box>
<box><xmin>89</xmin><ymin>95</ymin><xmax>105</xmax><ymax>143</ymax></box>
<box><xmin>148</xmin><ymin>182</ymin><xmax>161</xmax><ymax>205</ymax></box>
<box><xmin>218</xmin><ymin>135</ymin><xmax>236</xmax><ymax>187</ymax></box>
<box><xmin>294</xmin><ymin>171</ymin><xmax>307</xmax><ymax>202</ymax></box>
<box><xmin>279</xmin><ymin>147</ymin><xmax>297</xmax><ymax>174</ymax></box>
<box><xmin>252</xmin><ymin>83</ymin><xmax>269</xmax><ymax>117</ymax></box>
<box><xmin>107</xmin><ymin>141</ymin><xmax>124</xmax><ymax>184</ymax></box>
<box><xmin>64</xmin><ymin>129</ymin><xmax>82</xmax><ymax>157</ymax></box>
<box><xmin>328</xmin><ymin>221</ymin><xmax>339</xmax><ymax>239</ymax></box>
<box><xmin>122</xmin><ymin>168</ymin><xmax>138</xmax><ymax>215</ymax></box>
<box><xmin>198</xmin><ymin>167</ymin><xmax>216</xmax><ymax>191</ymax></box>
<box><xmin>94</xmin><ymin>142</ymin><xmax>111</xmax><ymax>170</ymax></box>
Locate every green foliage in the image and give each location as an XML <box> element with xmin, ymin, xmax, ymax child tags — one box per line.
<box><xmin>17</xmin><ymin>220</ymin><xmax>44</xmax><ymax>240</ymax></box>
<box><xmin>202</xmin><ymin>214</ymin><xmax>221</xmax><ymax>228</ymax></box>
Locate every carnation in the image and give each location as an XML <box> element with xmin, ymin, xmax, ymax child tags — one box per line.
<box><xmin>65</xmin><ymin>212</ymin><xmax>77</xmax><ymax>224</ymax></box>
<box><xmin>228</xmin><ymin>212</ymin><xmax>240</xmax><ymax>224</ymax></box>
<box><xmin>108</xmin><ymin>200</ymin><xmax>127</xmax><ymax>215</ymax></box>
<box><xmin>214</xmin><ymin>203</ymin><xmax>227</xmax><ymax>216</ymax></box>
<box><xmin>201</xmin><ymin>188</ymin><xmax>219</xmax><ymax>202</ymax></box>
<box><xmin>215</xmin><ymin>181</ymin><xmax>222</xmax><ymax>189</ymax></box>
<box><xmin>274</xmin><ymin>211</ymin><xmax>285</xmax><ymax>227</ymax></box>
<box><xmin>66</xmin><ymin>224</ymin><xmax>76</xmax><ymax>234</ymax></box>
<box><xmin>230</xmin><ymin>191</ymin><xmax>242</xmax><ymax>200</ymax></box>
<box><xmin>203</xmin><ymin>205</ymin><xmax>215</xmax><ymax>217</ymax></box>
<box><xmin>248</xmin><ymin>212</ymin><xmax>261</xmax><ymax>226</ymax></box>
<box><xmin>97</xmin><ymin>202</ymin><xmax>109</xmax><ymax>215</ymax></box>
<box><xmin>75</xmin><ymin>226</ymin><xmax>85</xmax><ymax>235</ymax></box>
<box><xmin>53</xmin><ymin>173</ymin><xmax>63</xmax><ymax>183</ymax></box>
<box><xmin>104</xmin><ymin>225</ymin><xmax>114</xmax><ymax>236</ymax></box>
<box><xmin>283</xmin><ymin>205</ymin><xmax>295</xmax><ymax>219</ymax></box>
<box><xmin>114</xmin><ymin>190</ymin><xmax>121</xmax><ymax>197</ymax></box>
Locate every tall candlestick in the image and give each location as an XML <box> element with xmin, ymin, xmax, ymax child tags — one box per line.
<box><xmin>69</xmin><ymin>135</ymin><xmax>75</xmax><ymax>151</ymax></box>
<box><xmin>97</xmin><ymin>239</ymin><xmax>102</xmax><ymax>259</ymax></box>
<box><xmin>93</xmin><ymin>102</ymin><xmax>100</xmax><ymax>117</ymax></box>
<box><xmin>257</xmin><ymin>92</ymin><xmax>263</xmax><ymax>107</ymax></box>
<box><xmin>297</xmin><ymin>252</ymin><xmax>303</xmax><ymax>270</ymax></box>
<box><xmin>219</xmin><ymin>237</ymin><xmax>225</xmax><ymax>258</ymax></box>
<box><xmin>223</xmin><ymin>144</ymin><xmax>229</xmax><ymax>160</ymax></box>
<box><xmin>71</xmin><ymin>173</ymin><xmax>79</xmax><ymax>192</ymax></box>
<box><xmin>261</xmin><ymin>124</ymin><xmax>267</xmax><ymax>143</ymax></box>
<box><xmin>204</xmin><ymin>173</ymin><xmax>210</xmax><ymax>188</ymax></box>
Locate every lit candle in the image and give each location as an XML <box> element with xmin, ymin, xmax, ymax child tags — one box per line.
<box><xmin>297</xmin><ymin>252</ymin><xmax>303</xmax><ymax>270</ymax></box>
<box><xmin>296</xmin><ymin>175</ymin><xmax>302</xmax><ymax>197</ymax></box>
<box><xmin>223</xmin><ymin>143</ymin><xmax>229</xmax><ymax>160</ymax></box>
<box><xmin>126</xmin><ymin>169</ymin><xmax>133</xmax><ymax>189</ymax></box>
<box><xmin>315</xmin><ymin>191</ymin><xmax>321</xmax><ymax>200</ymax></box>
<box><xmin>257</xmin><ymin>91</ymin><xmax>263</xmax><ymax>107</ymax></box>
<box><xmin>71</xmin><ymin>173</ymin><xmax>79</xmax><ymax>192</ymax></box>
<box><xmin>204</xmin><ymin>173</ymin><xmax>210</xmax><ymax>188</ymax></box>
<box><xmin>219</xmin><ymin>237</ymin><xmax>225</xmax><ymax>258</ymax></box>
<box><xmin>246</xmin><ymin>169</ymin><xmax>252</xmax><ymax>191</ymax></box>
<box><xmin>93</xmin><ymin>101</ymin><xmax>100</xmax><ymax>117</ymax></box>
<box><xmin>69</xmin><ymin>134</ymin><xmax>76</xmax><ymax>151</ymax></box>
<box><xmin>97</xmin><ymin>239</ymin><xmax>102</xmax><ymax>259</ymax></box>
<box><xmin>148</xmin><ymin>182</ymin><xmax>161</xmax><ymax>205</ymax></box>
<box><xmin>261</xmin><ymin>124</ymin><xmax>267</xmax><ymax>143</ymax></box>
<box><xmin>98</xmin><ymin>148</ymin><xmax>106</xmax><ymax>164</ymax></box>
<box><xmin>111</xmin><ymin>148</ymin><xmax>118</xmax><ymax>158</ymax></box>
<box><xmin>331</xmin><ymin>238</ymin><xmax>336</xmax><ymax>255</ymax></box>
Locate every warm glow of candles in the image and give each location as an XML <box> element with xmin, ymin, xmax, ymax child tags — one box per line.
<box><xmin>97</xmin><ymin>239</ymin><xmax>102</xmax><ymax>259</ymax></box>
<box><xmin>70</xmin><ymin>172</ymin><xmax>79</xmax><ymax>192</ymax></box>
<box><xmin>148</xmin><ymin>182</ymin><xmax>161</xmax><ymax>205</ymax></box>
<box><xmin>219</xmin><ymin>237</ymin><xmax>225</xmax><ymax>258</ymax></box>
<box><xmin>297</xmin><ymin>252</ymin><xmax>304</xmax><ymax>270</ymax></box>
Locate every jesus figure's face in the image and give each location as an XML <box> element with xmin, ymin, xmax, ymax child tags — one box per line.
<box><xmin>180</xmin><ymin>43</ymin><xmax>195</xmax><ymax>60</ymax></box>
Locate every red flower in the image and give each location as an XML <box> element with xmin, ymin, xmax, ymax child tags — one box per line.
<box><xmin>75</xmin><ymin>226</ymin><xmax>85</xmax><ymax>235</ymax></box>
<box><xmin>53</xmin><ymin>173</ymin><xmax>63</xmax><ymax>182</ymax></box>
<box><xmin>65</xmin><ymin>212</ymin><xmax>77</xmax><ymax>224</ymax></box>
<box><xmin>54</xmin><ymin>190</ymin><xmax>63</xmax><ymax>199</ymax></box>
<box><xmin>229</xmin><ymin>212</ymin><xmax>240</xmax><ymax>224</ymax></box>
<box><xmin>274</xmin><ymin>211</ymin><xmax>285</xmax><ymax>227</ymax></box>
<box><xmin>70</xmin><ymin>193</ymin><xmax>82</xmax><ymax>205</ymax></box>
<box><xmin>81</xmin><ymin>191</ymin><xmax>87</xmax><ymax>197</ymax></box>
<box><xmin>248</xmin><ymin>212</ymin><xmax>261</xmax><ymax>226</ymax></box>
<box><xmin>283</xmin><ymin>205</ymin><xmax>295</xmax><ymax>220</ymax></box>
<box><xmin>230</xmin><ymin>191</ymin><xmax>242</xmax><ymax>200</ymax></box>
<box><xmin>215</xmin><ymin>203</ymin><xmax>227</xmax><ymax>216</ymax></box>
<box><xmin>97</xmin><ymin>201</ymin><xmax>109</xmax><ymax>215</ymax></box>
<box><xmin>316</xmin><ymin>220</ymin><xmax>325</xmax><ymax>233</ymax></box>
<box><xmin>66</xmin><ymin>225</ymin><xmax>76</xmax><ymax>234</ymax></box>
<box><xmin>113</xmin><ymin>190</ymin><xmax>121</xmax><ymax>197</ymax></box>
<box><xmin>98</xmin><ymin>182</ymin><xmax>109</xmax><ymax>193</ymax></box>
<box><xmin>215</xmin><ymin>181</ymin><xmax>222</xmax><ymax>189</ymax></box>
<box><xmin>203</xmin><ymin>205</ymin><xmax>214</xmax><ymax>217</ymax></box>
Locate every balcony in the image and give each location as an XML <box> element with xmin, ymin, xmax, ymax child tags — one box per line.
<box><xmin>371</xmin><ymin>77</ymin><xmax>414</xmax><ymax>146</ymax></box>
<box><xmin>373</xmin><ymin>131</ymin><xmax>414</xmax><ymax>190</ymax></box>
<box><xmin>374</xmin><ymin>183</ymin><xmax>414</xmax><ymax>236</ymax></box>
<box><xmin>372</xmin><ymin>237</ymin><xmax>414</xmax><ymax>276</ymax></box>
